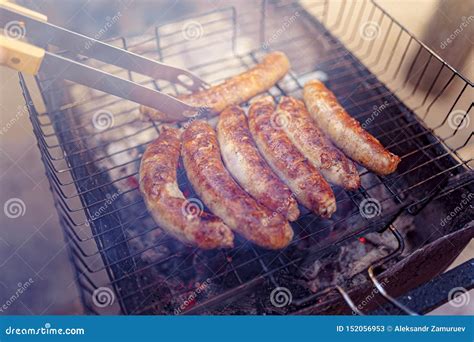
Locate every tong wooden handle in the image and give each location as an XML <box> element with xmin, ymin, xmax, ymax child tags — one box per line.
<box><xmin>0</xmin><ymin>35</ymin><xmax>44</xmax><ymax>75</ymax></box>
<box><xmin>0</xmin><ymin>1</ymin><xmax>46</xmax><ymax>74</ymax></box>
<box><xmin>0</xmin><ymin>0</ymin><xmax>47</xmax><ymax>21</ymax></box>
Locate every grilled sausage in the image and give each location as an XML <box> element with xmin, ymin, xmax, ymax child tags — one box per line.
<box><xmin>140</xmin><ymin>51</ymin><xmax>290</xmax><ymax>122</ymax></box>
<box><xmin>277</xmin><ymin>96</ymin><xmax>361</xmax><ymax>190</ymax></box>
<box><xmin>139</xmin><ymin>126</ymin><xmax>234</xmax><ymax>249</ymax></box>
<box><xmin>248</xmin><ymin>97</ymin><xmax>336</xmax><ymax>218</ymax></box>
<box><xmin>217</xmin><ymin>106</ymin><xmax>300</xmax><ymax>221</ymax></box>
<box><xmin>303</xmin><ymin>80</ymin><xmax>401</xmax><ymax>175</ymax></box>
<box><xmin>182</xmin><ymin>120</ymin><xmax>294</xmax><ymax>249</ymax></box>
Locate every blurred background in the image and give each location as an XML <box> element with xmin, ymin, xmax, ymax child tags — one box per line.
<box><xmin>0</xmin><ymin>0</ymin><xmax>472</xmax><ymax>315</ymax></box>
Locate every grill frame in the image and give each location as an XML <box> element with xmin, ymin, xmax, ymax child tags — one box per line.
<box><xmin>19</xmin><ymin>0</ymin><xmax>473</xmax><ymax>315</ymax></box>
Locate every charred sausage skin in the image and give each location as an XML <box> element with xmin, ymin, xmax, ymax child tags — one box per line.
<box><xmin>140</xmin><ymin>52</ymin><xmax>290</xmax><ymax>122</ymax></box>
<box><xmin>248</xmin><ymin>97</ymin><xmax>336</xmax><ymax>218</ymax></box>
<box><xmin>182</xmin><ymin>120</ymin><xmax>294</xmax><ymax>249</ymax></box>
<box><xmin>217</xmin><ymin>105</ymin><xmax>300</xmax><ymax>221</ymax></box>
<box><xmin>303</xmin><ymin>80</ymin><xmax>401</xmax><ymax>175</ymax></box>
<box><xmin>139</xmin><ymin>126</ymin><xmax>234</xmax><ymax>249</ymax></box>
<box><xmin>277</xmin><ymin>96</ymin><xmax>360</xmax><ymax>190</ymax></box>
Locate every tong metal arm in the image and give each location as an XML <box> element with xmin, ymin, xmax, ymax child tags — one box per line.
<box><xmin>0</xmin><ymin>1</ymin><xmax>208</xmax><ymax>121</ymax></box>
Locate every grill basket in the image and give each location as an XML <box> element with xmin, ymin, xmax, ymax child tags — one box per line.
<box><xmin>19</xmin><ymin>0</ymin><xmax>473</xmax><ymax>315</ymax></box>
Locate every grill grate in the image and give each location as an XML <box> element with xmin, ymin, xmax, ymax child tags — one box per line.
<box><xmin>20</xmin><ymin>0</ymin><xmax>472</xmax><ymax>314</ymax></box>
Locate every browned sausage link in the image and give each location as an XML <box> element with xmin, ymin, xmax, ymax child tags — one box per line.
<box><xmin>277</xmin><ymin>96</ymin><xmax>361</xmax><ymax>190</ymax></box>
<box><xmin>248</xmin><ymin>97</ymin><xmax>336</xmax><ymax>218</ymax></box>
<box><xmin>217</xmin><ymin>106</ymin><xmax>300</xmax><ymax>221</ymax></box>
<box><xmin>303</xmin><ymin>80</ymin><xmax>401</xmax><ymax>175</ymax></box>
<box><xmin>182</xmin><ymin>120</ymin><xmax>294</xmax><ymax>249</ymax></box>
<box><xmin>140</xmin><ymin>51</ymin><xmax>290</xmax><ymax>122</ymax></box>
<box><xmin>139</xmin><ymin>126</ymin><xmax>234</xmax><ymax>249</ymax></box>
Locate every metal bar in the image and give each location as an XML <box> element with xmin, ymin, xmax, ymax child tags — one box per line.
<box><xmin>368</xmin><ymin>265</ymin><xmax>418</xmax><ymax>315</ymax></box>
<box><xmin>0</xmin><ymin>5</ymin><xmax>208</xmax><ymax>91</ymax></box>
<box><xmin>371</xmin><ymin>0</ymin><xmax>473</xmax><ymax>86</ymax></box>
<box><xmin>372</xmin><ymin>259</ymin><xmax>474</xmax><ymax>315</ymax></box>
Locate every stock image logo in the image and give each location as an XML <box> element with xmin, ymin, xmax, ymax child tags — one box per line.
<box><xmin>92</xmin><ymin>110</ymin><xmax>114</xmax><ymax>131</ymax></box>
<box><xmin>262</xmin><ymin>11</ymin><xmax>300</xmax><ymax>49</ymax></box>
<box><xmin>84</xmin><ymin>11</ymin><xmax>123</xmax><ymax>51</ymax></box>
<box><xmin>361</xmin><ymin>101</ymin><xmax>390</xmax><ymax>129</ymax></box>
<box><xmin>85</xmin><ymin>191</ymin><xmax>121</xmax><ymax>227</ymax></box>
<box><xmin>182</xmin><ymin>21</ymin><xmax>204</xmax><ymax>41</ymax></box>
<box><xmin>440</xmin><ymin>15</ymin><xmax>474</xmax><ymax>49</ymax></box>
<box><xmin>181</xmin><ymin>198</ymin><xmax>204</xmax><ymax>219</ymax></box>
<box><xmin>4</xmin><ymin>20</ymin><xmax>26</xmax><ymax>40</ymax></box>
<box><xmin>359</xmin><ymin>21</ymin><xmax>381</xmax><ymax>41</ymax></box>
<box><xmin>3</xmin><ymin>198</ymin><xmax>26</xmax><ymax>219</ymax></box>
<box><xmin>440</xmin><ymin>192</ymin><xmax>473</xmax><ymax>227</ymax></box>
<box><xmin>359</xmin><ymin>197</ymin><xmax>382</xmax><ymax>219</ymax></box>
<box><xmin>174</xmin><ymin>278</ymin><xmax>212</xmax><ymax>315</ymax></box>
<box><xmin>447</xmin><ymin>110</ymin><xmax>470</xmax><ymax>130</ymax></box>
<box><xmin>448</xmin><ymin>287</ymin><xmax>470</xmax><ymax>308</ymax></box>
<box><xmin>270</xmin><ymin>286</ymin><xmax>292</xmax><ymax>308</ymax></box>
<box><xmin>270</xmin><ymin>111</ymin><xmax>291</xmax><ymax>130</ymax></box>
<box><xmin>0</xmin><ymin>278</ymin><xmax>34</xmax><ymax>313</ymax></box>
<box><xmin>92</xmin><ymin>287</ymin><xmax>115</xmax><ymax>308</ymax></box>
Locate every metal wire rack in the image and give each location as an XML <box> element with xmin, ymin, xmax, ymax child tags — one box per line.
<box><xmin>19</xmin><ymin>0</ymin><xmax>472</xmax><ymax>314</ymax></box>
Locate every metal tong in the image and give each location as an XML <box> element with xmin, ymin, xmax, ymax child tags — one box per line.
<box><xmin>0</xmin><ymin>1</ymin><xmax>208</xmax><ymax>121</ymax></box>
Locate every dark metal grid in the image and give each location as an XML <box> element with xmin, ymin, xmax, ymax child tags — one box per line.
<box><xmin>20</xmin><ymin>0</ymin><xmax>473</xmax><ymax>315</ymax></box>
